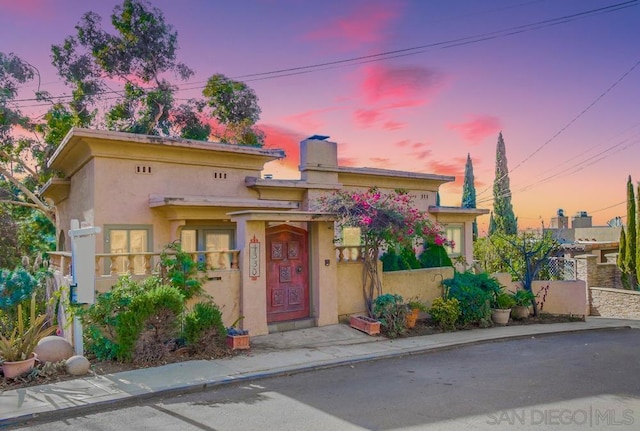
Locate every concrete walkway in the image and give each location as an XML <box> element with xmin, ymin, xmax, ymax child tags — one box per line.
<box><xmin>1</xmin><ymin>317</ymin><xmax>638</xmax><ymax>427</ymax></box>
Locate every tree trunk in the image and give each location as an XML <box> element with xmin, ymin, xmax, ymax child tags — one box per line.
<box><xmin>362</xmin><ymin>241</ymin><xmax>382</xmax><ymax>318</ymax></box>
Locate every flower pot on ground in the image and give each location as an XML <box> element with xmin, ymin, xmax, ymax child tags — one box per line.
<box><xmin>509</xmin><ymin>289</ymin><xmax>535</xmax><ymax>320</ymax></box>
<box><xmin>349</xmin><ymin>315</ymin><xmax>381</xmax><ymax>335</ymax></box>
<box><xmin>405</xmin><ymin>299</ymin><xmax>427</xmax><ymax>329</ymax></box>
<box><xmin>0</xmin><ymin>298</ymin><xmax>57</xmax><ymax>378</ymax></box>
<box><xmin>405</xmin><ymin>309</ymin><xmax>419</xmax><ymax>329</ymax></box>
<box><xmin>1</xmin><ymin>353</ymin><xmax>38</xmax><ymax>379</ymax></box>
<box><xmin>226</xmin><ymin>327</ymin><xmax>250</xmax><ymax>350</ymax></box>
<box><xmin>491</xmin><ymin>292</ymin><xmax>516</xmax><ymax>325</ymax></box>
<box><xmin>491</xmin><ymin>308</ymin><xmax>512</xmax><ymax>325</ymax></box>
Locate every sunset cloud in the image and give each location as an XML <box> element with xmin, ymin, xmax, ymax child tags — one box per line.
<box><xmin>338</xmin><ymin>156</ymin><xmax>359</xmax><ymax>167</ymax></box>
<box><xmin>369</xmin><ymin>157</ymin><xmax>391</xmax><ymax>167</ymax></box>
<box><xmin>448</xmin><ymin>115</ymin><xmax>501</xmax><ymax>145</ymax></box>
<box><xmin>0</xmin><ymin>0</ymin><xmax>53</xmax><ymax>17</ymax></box>
<box><xmin>350</xmin><ymin>64</ymin><xmax>446</xmax><ymax>129</ymax></box>
<box><xmin>427</xmin><ymin>160</ymin><xmax>463</xmax><ymax>179</ymax></box>
<box><xmin>260</xmin><ymin>124</ymin><xmax>306</xmax><ymax>171</ymax></box>
<box><xmin>360</xmin><ymin>64</ymin><xmax>444</xmax><ymax>105</ymax></box>
<box><xmin>303</xmin><ymin>3</ymin><xmax>400</xmax><ymax>51</ymax></box>
<box><xmin>284</xmin><ymin>107</ymin><xmax>342</xmax><ymax>133</ymax></box>
<box><xmin>353</xmin><ymin>108</ymin><xmax>383</xmax><ymax>128</ymax></box>
<box><xmin>383</xmin><ymin>120</ymin><xmax>405</xmax><ymax>130</ymax></box>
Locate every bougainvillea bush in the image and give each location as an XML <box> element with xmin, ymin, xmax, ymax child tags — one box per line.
<box><xmin>315</xmin><ymin>187</ymin><xmax>452</xmax><ymax>316</ymax></box>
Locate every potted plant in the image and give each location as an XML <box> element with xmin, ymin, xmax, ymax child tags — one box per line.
<box><xmin>225</xmin><ymin>317</ymin><xmax>250</xmax><ymax>350</ymax></box>
<box><xmin>510</xmin><ymin>289</ymin><xmax>535</xmax><ymax>319</ymax></box>
<box><xmin>405</xmin><ymin>299</ymin><xmax>427</xmax><ymax>329</ymax></box>
<box><xmin>491</xmin><ymin>292</ymin><xmax>516</xmax><ymax>325</ymax></box>
<box><xmin>0</xmin><ymin>298</ymin><xmax>57</xmax><ymax>379</ymax></box>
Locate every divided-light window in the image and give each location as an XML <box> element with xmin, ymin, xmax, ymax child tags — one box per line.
<box><xmin>104</xmin><ymin>225</ymin><xmax>152</xmax><ymax>274</ymax></box>
<box><xmin>180</xmin><ymin>227</ymin><xmax>235</xmax><ymax>269</ymax></box>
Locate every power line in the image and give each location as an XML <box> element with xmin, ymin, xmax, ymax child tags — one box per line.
<box><xmin>8</xmin><ymin>0</ymin><xmax>638</xmax><ymax>108</ymax></box>
<box><xmin>476</xmin><ymin>57</ymin><xmax>640</xmax><ymax>201</ymax></box>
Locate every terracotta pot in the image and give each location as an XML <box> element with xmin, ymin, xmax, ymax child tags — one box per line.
<box><xmin>405</xmin><ymin>308</ymin><xmax>420</xmax><ymax>329</ymax></box>
<box><xmin>491</xmin><ymin>308</ymin><xmax>511</xmax><ymax>326</ymax></box>
<box><xmin>349</xmin><ymin>315</ymin><xmax>381</xmax><ymax>335</ymax></box>
<box><xmin>2</xmin><ymin>352</ymin><xmax>37</xmax><ymax>379</ymax></box>
<box><xmin>226</xmin><ymin>334</ymin><xmax>250</xmax><ymax>350</ymax></box>
<box><xmin>511</xmin><ymin>305</ymin><xmax>530</xmax><ymax>320</ymax></box>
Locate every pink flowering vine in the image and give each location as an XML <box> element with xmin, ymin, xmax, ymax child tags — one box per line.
<box><xmin>315</xmin><ymin>187</ymin><xmax>452</xmax><ymax>316</ymax></box>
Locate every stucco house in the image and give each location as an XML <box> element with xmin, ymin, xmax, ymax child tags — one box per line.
<box><xmin>42</xmin><ymin>128</ymin><xmax>487</xmax><ymax>335</ymax></box>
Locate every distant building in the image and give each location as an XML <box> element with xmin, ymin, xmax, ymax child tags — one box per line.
<box><xmin>545</xmin><ymin>209</ymin><xmax>621</xmax><ymax>262</ymax></box>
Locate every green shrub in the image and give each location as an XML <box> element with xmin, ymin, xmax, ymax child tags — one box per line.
<box><xmin>429</xmin><ymin>297</ymin><xmax>460</xmax><ymax>331</ymax></box>
<box><xmin>442</xmin><ymin>270</ymin><xmax>504</xmax><ymax>318</ymax></box>
<box><xmin>0</xmin><ymin>267</ymin><xmax>38</xmax><ymax>310</ymax></box>
<box><xmin>184</xmin><ymin>301</ymin><xmax>226</xmax><ymax>345</ymax></box>
<box><xmin>444</xmin><ymin>284</ymin><xmax>492</xmax><ymax>326</ymax></box>
<box><xmin>381</xmin><ymin>246</ymin><xmax>421</xmax><ymax>272</ymax></box>
<box><xmin>80</xmin><ymin>276</ymin><xmax>185</xmax><ymax>362</ymax></box>
<box><xmin>373</xmin><ymin>293</ymin><xmax>407</xmax><ymax>338</ymax></box>
<box><xmin>117</xmin><ymin>285</ymin><xmax>184</xmax><ymax>362</ymax></box>
<box><xmin>418</xmin><ymin>242</ymin><xmax>453</xmax><ymax>268</ymax></box>
<box><xmin>160</xmin><ymin>242</ymin><xmax>204</xmax><ymax>300</ymax></box>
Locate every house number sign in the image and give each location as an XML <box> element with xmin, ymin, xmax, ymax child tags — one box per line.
<box><xmin>249</xmin><ymin>235</ymin><xmax>260</xmax><ymax>280</ymax></box>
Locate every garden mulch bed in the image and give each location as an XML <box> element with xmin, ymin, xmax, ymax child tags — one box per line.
<box><xmin>1</xmin><ymin>313</ymin><xmax>584</xmax><ymax>392</ymax></box>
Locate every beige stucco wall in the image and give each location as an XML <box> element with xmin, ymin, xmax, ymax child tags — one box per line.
<box><xmin>337</xmin><ymin>263</ymin><xmax>453</xmax><ymax>317</ymax></box>
<box><xmin>500</xmin><ymin>276</ymin><xmax>588</xmax><ymax>317</ymax></box>
<box><xmin>590</xmin><ymin>287</ymin><xmax>640</xmax><ymax>319</ymax></box>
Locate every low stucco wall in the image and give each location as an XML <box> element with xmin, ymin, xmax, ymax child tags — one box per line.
<box><xmin>590</xmin><ymin>287</ymin><xmax>640</xmax><ymax>319</ymax></box>
<box><xmin>195</xmin><ymin>270</ymin><xmax>241</xmax><ymax>327</ymax></box>
<box><xmin>94</xmin><ymin>270</ymin><xmax>242</xmax><ymax>327</ymax></box>
<box><xmin>337</xmin><ymin>262</ymin><xmax>453</xmax><ymax>317</ymax></box>
<box><xmin>495</xmin><ymin>273</ymin><xmax>588</xmax><ymax>317</ymax></box>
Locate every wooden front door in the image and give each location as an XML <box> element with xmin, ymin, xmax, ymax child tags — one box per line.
<box><xmin>266</xmin><ymin>225</ymin><xmax>309</xmax><ymax>323</ymax></box>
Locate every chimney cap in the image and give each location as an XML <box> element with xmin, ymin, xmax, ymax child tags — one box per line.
<box><xmin>306</xmin><ymin>135</ymin><xmax>330</xmax><ymax>141</ymax></box>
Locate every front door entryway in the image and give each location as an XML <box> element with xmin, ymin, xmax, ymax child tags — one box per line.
<box><xmin>266</xmin><ymin>225</ymin><xmax>309</xmax><ymax>323</ymax></box>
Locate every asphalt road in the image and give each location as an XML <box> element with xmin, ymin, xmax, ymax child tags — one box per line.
<box><xmin>13</xmin><ymin>328</ymin><xmax>640</xmax><ymax>430</ymax></box>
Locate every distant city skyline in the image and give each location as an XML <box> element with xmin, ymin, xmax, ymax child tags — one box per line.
<box><xmin>1</xmin><ymin>0</ymin><xmax>638</xmax><ymax>232</ymax></box>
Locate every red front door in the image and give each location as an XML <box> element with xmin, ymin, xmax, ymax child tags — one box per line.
<box><xmin>266</xmin><ymin>225</ymin><xmax>309</xmax><ymax>323</ymax></box>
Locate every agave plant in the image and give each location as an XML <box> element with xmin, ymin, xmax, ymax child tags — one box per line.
<box><xmin>0</xmin><ymin>296</ymin><xmax>57</xmax><ymax>362</ymax></box>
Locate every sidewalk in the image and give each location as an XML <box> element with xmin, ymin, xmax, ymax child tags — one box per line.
<box><xmin>1</xmin><ymin>317</ymin><xmax>638</xmax><ymax>427</ymax></box>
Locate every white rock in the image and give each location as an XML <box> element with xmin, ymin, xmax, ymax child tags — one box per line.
<box><xmin>34</xmin><ymin>336</ymin><xmax>74</xmax><ymax>363</ymax></box>
<box><xmin>66</xmin><ymin>355</ymin><xmax>91</xmax><ymax>375</ymax></box>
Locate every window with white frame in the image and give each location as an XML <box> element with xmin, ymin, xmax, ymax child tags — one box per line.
<box><xmin>104</xmin><ymin>225</ymin><xmax>152</xmax><ymax>274</ymax></box>
<box><xmin>444</xmin><ymin>224</ymin><xmax>463</xmax><ymax>257</ymax></box>
<box><xmin>180</xmin><ymin>226</ymin><xmax>235</xmax><ymax>269</ymax></box>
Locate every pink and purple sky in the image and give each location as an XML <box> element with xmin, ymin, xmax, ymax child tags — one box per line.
<box><xmin>2</xmin><ymin>0</ymin><xmax>639</xmax><ymax>233</ymax></box>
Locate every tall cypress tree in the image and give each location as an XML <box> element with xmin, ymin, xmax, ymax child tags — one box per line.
<box><xmin>619</xmin><ymin>227</ymin><xmax>629</xmax><ymax>289</ymax></box>
<box><xmin>461</xmin><ymin>153</ymin><xmax>478</xmax><ymax>240</ymax></box>
<box><xmin>492</xmin><ymin>132</ymin><xmax>517</xmax><ymax>235</ymax></box>
<box><xmin>625</xmin><ymin>176</ymin><xmax>637</xmax><ymax>288</ymax></box>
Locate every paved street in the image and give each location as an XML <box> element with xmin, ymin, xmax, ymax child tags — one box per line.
<box><xmin>12</xmin><ymin>328</ymin><xmax>640</xmax><ymax>430</ymax></box>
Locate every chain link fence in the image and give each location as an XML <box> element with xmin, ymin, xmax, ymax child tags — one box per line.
<box><xmin>540</xmin><ymin>257</ymin><xmax>577</xmax><ymax>281</ymax></box>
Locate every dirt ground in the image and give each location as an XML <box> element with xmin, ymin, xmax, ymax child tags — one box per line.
<box><xmin>1</xmin><ymin>313</ymin><xmax>584</xmax><ymax>392</ymax></box>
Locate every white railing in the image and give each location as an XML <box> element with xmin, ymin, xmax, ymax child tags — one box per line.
<box><xmin>48</xmin><ymin>250</ymin><xmax>240</xmax><ymax>278</ymax></box>
<box><xmin>335</xmin><ymin>246</ymin><xmax>365</xmax><ymax>262</ymax></box>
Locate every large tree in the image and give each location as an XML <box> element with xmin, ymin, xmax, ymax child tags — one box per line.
<box><xmin>461</xmin><ymin>153</ymin><xmax>478</xmax><ymax>240</ymax></box>
<box><xmin>1</xmin><ymin>0</ymin><xmax>265</xmax><ymax>230</ymax></box>
<box><xmin>489</xmin><ymin>132</ymin><xmax>517</xmax><ymax>235</ymax></box>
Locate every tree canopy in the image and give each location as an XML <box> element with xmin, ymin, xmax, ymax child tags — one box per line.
<box><xmin>1</xmin><ymin>0</ymin><xmax>266</xmax><ymax>256</ymax></box>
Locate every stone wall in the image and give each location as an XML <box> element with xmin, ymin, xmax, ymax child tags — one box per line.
<box><xmin>589</xmin><ymin>287</ymin><xmax>640</xmax><ymax>319</ymax></box>
<box><xmin>575</xmin><ymin>254</ymin><xmax>622</xmax><ymax>290</ymax></box>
